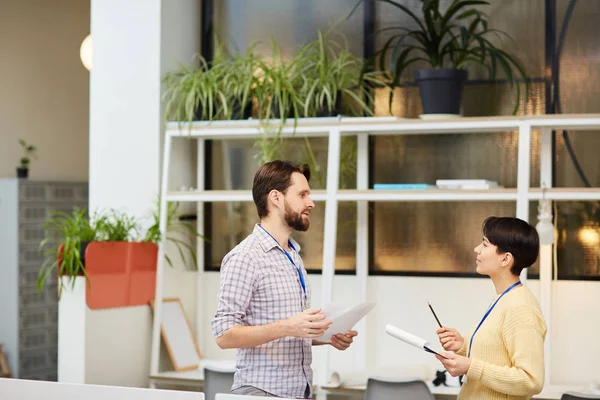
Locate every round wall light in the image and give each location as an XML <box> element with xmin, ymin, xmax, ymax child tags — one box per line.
<box><xmin>80</xmin><ymin>34</ymin><xmax>92</xmax><ymax>71</ymax></box>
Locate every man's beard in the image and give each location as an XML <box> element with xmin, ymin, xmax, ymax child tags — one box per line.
<box><xmin>284</xmin><ymin>200</ymin><xmax>309</xmax><ymax>231</ymax></box>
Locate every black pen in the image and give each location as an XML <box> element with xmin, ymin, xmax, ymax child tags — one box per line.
<box><xmin>428</xmin><ymin>302</ymin><xmax>443</xmax><ymax>328</ymax></box>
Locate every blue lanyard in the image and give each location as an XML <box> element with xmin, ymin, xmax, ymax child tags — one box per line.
<box><xmin>258</xmin><ymin>225</ymin><xmax>307</xmax><ymax>301</ymax></box>
<box><xmin>468</xmin><ymin>281</ymin><xmax>521</xmax><ymax>358</ymax></box>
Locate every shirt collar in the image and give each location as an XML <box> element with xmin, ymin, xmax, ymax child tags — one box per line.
<box><xmin>253</xmin><ymin>224</ymin><xmax>302</xmax><ymax>253</ymax></box>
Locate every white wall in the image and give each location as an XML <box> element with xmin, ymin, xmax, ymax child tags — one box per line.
<box><xmin>0</xmin><ymin>0</ymin><xmax>89</xmax><ymax>181</ymax></box>
<box><xmin>0</xmin><ymin>180</ymin><xmax>19</xmax><ymax>377</ymax></box>
<box><xmin>82</xmin><ymin>0</ymin><xmax>200</xmax><ymax>388</ymax></box>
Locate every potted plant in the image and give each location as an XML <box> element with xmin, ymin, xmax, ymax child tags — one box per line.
<box><xmin>37</xmin><ymin>207</ymin><xmax>97</xmax><ymax>294</ymax></box>
<box><xmin>161</xmin><ymin>52</ymin><xmax>228</xmax><ymax>125</ymax></box>
<box><xmin>17</xmin><ymin>139</ymin><xmax>37</xmax><ymax>179</ymax></box>
<box><xmin>254</xmin><ymin>40</ymin><xmax>305</xmax><ymax>123</ymax></box>
<box><xmin>162</xmin><ymin>38</ymin><xmax>264</xmax><ymax>125</ymax></box>
<box><xmin>143</xmin><ymin>200</ymin><xmax>206</xmax><ymax>270</ymax></box>
<box><xmin>37</xmin><ymin>202</ymin><xmax>204</xmax><ymax>308</ymax></box>
<box><xmin>371</xmin><ymin>0</ymin><xmax>529</xmax><ymax>116</ymax></box>
<box><xmin>217</xmin><ymin>43</ymin><xmax>262</xmax><ymax>120</ymax></box>
<box><xmin>298</xmin><ymin>29</ymin><xmax>377</xmax><ymax>118</ymax></box>
<box><xmin>251</xmin><ymin>40</ymin><xmax>306</xmax><ymax>164</ymax></box>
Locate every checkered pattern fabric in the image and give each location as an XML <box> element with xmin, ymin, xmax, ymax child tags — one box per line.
<box><xmin>211</xmin><ymin>224</ymin><xmax>313</xmax><ymax>398</ymax></box>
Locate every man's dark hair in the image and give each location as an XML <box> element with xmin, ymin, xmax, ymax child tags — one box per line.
<box><xmin>482</xmin><ymin>216</ymin><xmax>540</xmax><ymax>276</ymax></box>
<box><xmin>252</xmin><ymin>160</ymin><xmax>311</xmax><ymax>218</ymax></box>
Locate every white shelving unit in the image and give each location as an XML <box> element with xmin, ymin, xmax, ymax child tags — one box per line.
<box><xmin>149</xmin><ymin>114</ymin><xmax>600</xmax><ymax>392</ymax></box>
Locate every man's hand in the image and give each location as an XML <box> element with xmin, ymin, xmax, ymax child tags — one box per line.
<box><xmin>283</xmin><ymin>308</ymin><xmax>332</xmax><ymax>339</ymax></box>
<box><xmin>435</xmin><ymin>352</ymin><xmax>471</xmax><ymax>377</ymax></box>
<box><xmin>330</xmin><ymin>330</ymin><xmax>357</xmax><ymax>351</ymax></box>
<box><xmin>436</xmin><ymin>326</ymin><xmax>464</xmax><ymax>352</ymax></box>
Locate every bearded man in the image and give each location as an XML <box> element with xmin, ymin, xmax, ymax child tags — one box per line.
<box><xmin>211</xmin><ymin>160</ymin><xmax>358</xmax><ymax>399</ymax></box>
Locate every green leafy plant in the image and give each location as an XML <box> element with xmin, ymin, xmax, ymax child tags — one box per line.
<box><xmin>251</xmin><ymin>40</ymin><xmax>306</xmax><ymax>164</ymax></box>
<box><xmin>290</xmin><ymin>29</ymin><xmax>384</xmax><ymax>184</ymax></box>
<box><xmin>162</xmin><ymin>53</ymin><xmax>228</xmax><ymax>124</ymax></box>
<box><xmin>369</xmin><ymin>0</ymin><xmax>529</xmax><ymax>114</ymax></box>
<box><xmin>37</xmin><ymin>203</ymin><xmax>205</xmax><ymax>294</ymax></box>
<box><xmin>143</xmin><ymin>201</ymin><xmax>206</xmax><ymax>270</ymax></box>
<box><xmin>254</xmin><ymin>40</ymin><xmax>304</xmax><ymax>124</ymax></box>
<box><xmin>297</xmin><ymin>29</ymin><xmax>378</xmax><ymax>117</ymax></box>
<box><xmin>19</xmin><ymin>139</ymin><xmax>37</xmax><ymax>169</ymax></box>
<box><xmin>217</xmin><ymin>43</ymin><xmax>262</xmax><ymax>120</ymax></box>
<box><xmin>162</xmin><ymin>38</ymin><xmax>264</xmax><ymax>125</ymax></box>
<box><xmin>95</xmin><ymin>210</ymin><xmax>139</xmax><ymax>241</ymax></box>
<box><xmin>38</xmin><ymin>207</ymin><xmax>99</xmax><ymax>293</ymax></box>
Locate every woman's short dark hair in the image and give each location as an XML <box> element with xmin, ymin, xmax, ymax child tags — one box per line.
<box><xmin>252</xmin><ymin>160</ymin><xmax>311</xmax><ymax>218</ymax></box>
<box><xmin>482</xmin><ymin>216</ymin><xmax>540</xmax><ymax>276</ymax></box>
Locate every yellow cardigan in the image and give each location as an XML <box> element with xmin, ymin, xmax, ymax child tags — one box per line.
<box><xmin>457</xmin><ymin>285</ymin><xmax>547</xmax><ymax>400</ymax></box>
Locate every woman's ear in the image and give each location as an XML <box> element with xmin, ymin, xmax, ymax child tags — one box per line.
<box><xmin>501</xmin><ymin>252</ymin><xmax>514</xmax><ymax>269</ymax></box>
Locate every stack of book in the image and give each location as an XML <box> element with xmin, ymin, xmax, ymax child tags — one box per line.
<box><xmin>435</xmin><ymin>179</ymin><xmax>500</xmax><ymax>189</ymax></box>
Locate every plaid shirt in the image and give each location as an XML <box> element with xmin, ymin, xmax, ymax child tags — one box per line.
<box><xmin>211</xmin><ymin>224</ymin><xmax>313</xmax><ymax>398</ymax></box>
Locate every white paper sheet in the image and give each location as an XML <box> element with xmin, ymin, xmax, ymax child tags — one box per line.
<box><xmin>385</xmin><ymin>324</ymin><xmax>448</xmax><ymax>359</ymax></box>
<box><xmin>315</xmin><ymin>302</ymin><xmax>376</xmax><ymax>342</ymax></box>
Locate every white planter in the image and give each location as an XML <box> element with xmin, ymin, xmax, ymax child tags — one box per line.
<box><xmin>57</xmin><ymin>276</ymin><xmax>87</xmax><ymax>383</ymax></box>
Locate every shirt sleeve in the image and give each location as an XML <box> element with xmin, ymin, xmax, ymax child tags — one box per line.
<box><xmin>210</xmin><ymin>250</ymin><xmax>257</xmax><ymax>338</ymax></box>
<box><xmin>466</xmin><ymin>304</ymin><xmax>547</xmax><ymax>397</ymax></box>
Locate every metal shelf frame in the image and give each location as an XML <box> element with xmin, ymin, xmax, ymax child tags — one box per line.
<box><xmin>150</xmin><ymin>114</ymin><xmax>600</xmax><ymax>389</ymax></box>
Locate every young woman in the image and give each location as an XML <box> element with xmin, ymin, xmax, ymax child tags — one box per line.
<box><xmin>436</xmin><ymin>216</ymin><xmax>547</xmax><ymax>400</ymax></box>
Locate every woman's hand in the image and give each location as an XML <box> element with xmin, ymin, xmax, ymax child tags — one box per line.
<box><xmin>436</xmin><ymin>326</ymin><xmax>464</xmax><ymax>352</ymax></box>
<box><xmin>435</xmin><ymin>352</ymin><xmax>471</xmax><ymax>377</ymax></box>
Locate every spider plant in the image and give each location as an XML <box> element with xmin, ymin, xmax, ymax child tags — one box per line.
<box><xmin>217</xmin><ymin>43</ymin><xmax>262</xmax><ymax>120</ymax></box>
<box><xmin>37</xmin><ymin>207</ymin><xmax>100</xmax><ymax>293</ymax></box>
<box><xmin>161</xmin><ymin>52</ymin><xmax>228</xmax><ymax>124</ymax></box>
<box><xmin>254</xmin><ymin>39</ymin><xmax>304</xmax><ymax>124</ymax></box>
<box><xmin>298</xmin><ymin>29</ymin><xmax>377</xmax><ymax>117</ymax></box>
<box><xmin>143</xmin><ymin>200</ymin><xmax>206</xmax><ymax>271</ymax></box>
<box><xmin>252</xmin><ymin>39</ymin><xmax>305</xmax><ymax>164</ymax></box>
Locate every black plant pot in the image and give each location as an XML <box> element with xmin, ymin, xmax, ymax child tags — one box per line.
<box><xmin>193</xmin><ymin>103</ymin><xmax>215</xmax><ymax>121</ymax></box>
<box><xmin>270</xmin><ymin>98</ymin><xmax>295</xmax><ymax>120</ymax></box>
<box><xmin>230</xmin><ymin>100</ymin><xmax>252</xmax><ymax>120</ymax></box>
<box><xmin>80</xmin><ymin>241</ymin><xmax>90</xmax><ymax>268</ymax></box>
<box><xmin>415</xmin><ymin>68</ymin><xmax>468</xmax><ymax>115</ymax></box>
<box><xmin>16</xmin><ymin>167</ymin><xmax>28</xmax><ymax>179</ymax></box>
<box><xmin>316</xmin><ymin>93</ymin><xmax>343</xmax><ymax>117</ymax></box>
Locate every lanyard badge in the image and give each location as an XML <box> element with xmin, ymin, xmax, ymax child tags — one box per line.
<box><xmin>468</xmin><ymin>281</ymin><xmax>521</xmax><ymax>358</ymax></box>
<box><xmin>259</xmin><ymin>225</ymin><xmax>308</xmax><ymax>308</ymax></box>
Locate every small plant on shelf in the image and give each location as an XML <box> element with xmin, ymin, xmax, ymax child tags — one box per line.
<box><xmin>17</xmin><ymin>139</ymin><xmax>37</xmax><ymax>179</ymax></box>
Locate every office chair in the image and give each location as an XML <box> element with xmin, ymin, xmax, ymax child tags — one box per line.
<box><xmin>364</xmin><ymin>377</ymin><xmax>436</xmax><ymax>400</ymax></box>
<box><xmin>203</xmin><ymin>366</ymin><xmax>235</xmax><ymax>400</ymax></box>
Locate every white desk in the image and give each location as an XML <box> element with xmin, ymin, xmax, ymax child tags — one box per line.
<box><xmin>0</xmin><ymin>378</ymin><xmax>204</xmax><ymax>400</ymax></box>
<box><xmin>148</xmin><ymin>360</ymin><xmax>590</xmax><ymax>400</ymax></box>
<box><xmin>320</xmin><ymin>383</ymin><xmax>590</xmax><ymax>400</ymax></box>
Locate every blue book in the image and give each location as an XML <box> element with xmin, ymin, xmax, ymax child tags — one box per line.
<box><xmin>373</xmin><ymin>183</ymin><xmax>435</xmax><ymax>190</ymax></box>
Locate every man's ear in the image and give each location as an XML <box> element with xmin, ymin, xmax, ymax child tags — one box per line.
<box><xmin>267</xmin><ymin>190</ymin><xmax>280</xmax><ymax>209</ymax></box>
